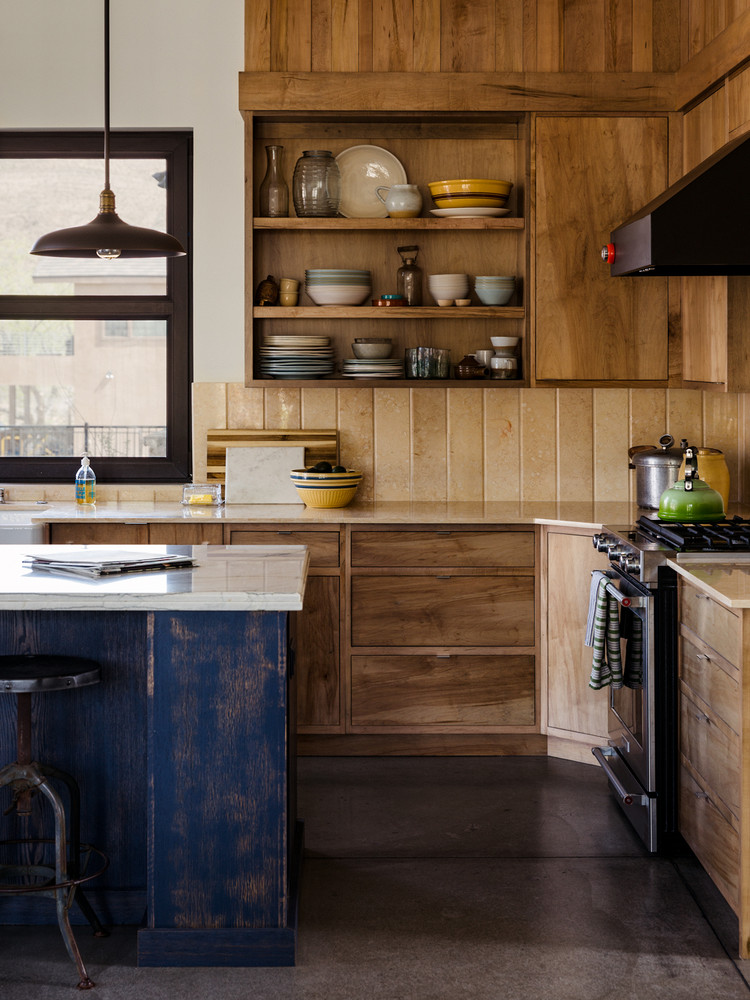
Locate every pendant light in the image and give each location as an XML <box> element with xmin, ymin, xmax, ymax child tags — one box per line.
<box><xmin>30</xmin><ymin>0</ymin><xmax>186</xmax><ymax>259</ymax></box>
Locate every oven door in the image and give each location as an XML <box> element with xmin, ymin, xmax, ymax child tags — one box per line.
<box><xmin>591</xmin><ymin>570</ymin><xmax>657</xmax><ymax>851</ymax></box>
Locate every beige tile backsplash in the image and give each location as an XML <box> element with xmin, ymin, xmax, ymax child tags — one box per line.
<box><xmin>193</xmin><ymin>383</ymin><xmax>750</xmax><ymax>505</ymax></box>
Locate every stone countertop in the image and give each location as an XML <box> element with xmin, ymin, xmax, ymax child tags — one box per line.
<box><xmin>0</xmin><ymin>544</ymin><xmax>309</xmax><ymax>612</ymax></box>
<box><xmin>669</xmin><ymin>554</ymin><xmax>750</xmax><ymax>609</ymax></box>
<box><xmin>7</xmin><ymin>499</ymin><xmax>647</xmax><ymax>529</ymax></box>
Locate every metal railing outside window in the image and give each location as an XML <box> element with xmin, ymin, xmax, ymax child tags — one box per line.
<box><xmin>0</xmin><ymin>424</ymin><xmax>166</xmax><ymax>458</ymax></box>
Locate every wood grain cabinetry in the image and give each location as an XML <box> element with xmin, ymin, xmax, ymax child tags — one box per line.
<box><xmin>348</xmin><ymin>526</ymin><xmax>538</xmax><ymax>732</ymax></box>
<box><xmin>543</xmin><ymin>527</ymin><xmax>611</xmax><ymax>762</ymax></box>
<box><xmin>248</xmin><ymin>116</ymin><xmax>527</xmax><ymax>386</ymax></box>
<box><xmin>678</xmin><ymin>580</ymin><xmax>742</xmax><ymax>921</ymax></box>
<box><xmin>534</xmin><ymin>115</ymin><xmax>670</xmax><ymax>383</ymax></box>
<box><xmin>225</xmin><ymin>524</ymin><xmax>343</xmax><ymax>732</ymax></box>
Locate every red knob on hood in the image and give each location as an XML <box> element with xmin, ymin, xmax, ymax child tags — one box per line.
<box><xmin>601</xmin><ymin>243</ymin><xmax>616</xmax><ymax>263</ymax></box>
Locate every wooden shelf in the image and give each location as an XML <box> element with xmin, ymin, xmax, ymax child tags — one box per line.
<box><xmin>255</xmin><ymin>306</ymin><xmax>524</xmax><ymax>319</ymax></box>
<box><xmin>251</xmin><ymin>377</ymin><xmax>526</xmax><ymax>387</ymax></box>
<box><xmin>254</xmin><ymin>216</ymin><xmax>525</xmax><ymax>231</ymax></box>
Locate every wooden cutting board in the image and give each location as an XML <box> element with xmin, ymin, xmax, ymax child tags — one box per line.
<box><xmin>206</xmin><ymin>429</ymin><xmax>339</xmax><ymax>483</ymax></box>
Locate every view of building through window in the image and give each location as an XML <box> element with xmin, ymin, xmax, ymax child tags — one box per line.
<box><xmin>0</xmin><ymin>155</ymin><xmax>169</xmax><ymax>461</ymax></box>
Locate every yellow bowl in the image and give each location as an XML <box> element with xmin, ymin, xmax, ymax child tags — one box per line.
<box><xmin>432</xmin><ymin>195</ymin><xmax>508</xmax><ymax>209</ymax></box>
<box><xmin>292</xmin><ymin>484</ymin><xmax>360</xmax><ymax>508</ymax></box>
<box><xmin>428</xmin><ymin>178</ymin><xmax>513</xmax><ymax>197</ymax></box>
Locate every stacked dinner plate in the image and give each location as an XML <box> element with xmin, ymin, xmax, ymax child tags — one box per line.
<box><xmin>258</xmin><ymin>334</ymin><xmax>335</xmax><ymax>379</ymax></box>
<box><xmin>305</xmin><ymin>269</ymin><xmax>371</xmax><ymax>306</ymax></box>
<box><xmin>341</xmin><ymin>356</ymin><xmax>404</xmax><ymax>379</ymax></box>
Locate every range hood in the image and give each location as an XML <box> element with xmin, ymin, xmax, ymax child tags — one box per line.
<box><xmin>603</xmin><ymin>132</ymin><xmax>750</xmax><ymax>276</ymax></box>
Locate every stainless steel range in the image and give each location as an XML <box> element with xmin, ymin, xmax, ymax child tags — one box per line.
<box><xmin>590</xmin><ymin>514</ymin><xmax>750</xmax><ymax>852</ymax></box>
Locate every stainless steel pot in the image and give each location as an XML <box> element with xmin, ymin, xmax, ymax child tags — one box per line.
<box><xmin>628</xmin><ymin>433</ymin><xmax>683</xmax><ymax>509</ymax></box>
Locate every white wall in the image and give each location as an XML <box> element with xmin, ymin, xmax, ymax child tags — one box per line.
<box><xmin>0</xmin><ymin>0</ymin><xmax>245</xmax><ymax>383</ymax></box>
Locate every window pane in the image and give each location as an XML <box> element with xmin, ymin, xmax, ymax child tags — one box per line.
<box><xmin>0</xmin><ymin>158</ymin><xmax>168</xmax><ymax>295</ymax></box>
<box><xmin>0</xmin><ymin>318</ymin><xmax>167</xmax><ymax>458</ymax></box>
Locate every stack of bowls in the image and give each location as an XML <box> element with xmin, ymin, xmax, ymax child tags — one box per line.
<box><xmin>351</xmin><ymin>338</ymin><xmax>393</xmax><ymax>360</ymax></box>
<box><xmin>305</xmin><ymin>269</ymin><xmax>371</xmax><ymax>306</ymax></box>
<box><xmin>475</xmin><ymin>275</ymin><xmax>515</xmax><ymax>306</ymax></box>
<box><xmin>290</xmin><ymin>468</ymin><xmax>363</xmax><ymax>508</ymax></box>
<box><xmin>427</xmin><ymin>273</ymin><xmax>469</xmax><ymax>305</ymax></box>
<box><xmin>427</xmin><ymin>178</ymin><xmax>513</xmax><ymax>210</ymax></box>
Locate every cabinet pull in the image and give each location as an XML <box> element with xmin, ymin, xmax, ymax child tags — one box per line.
<box><xmin>277</xmin><ymin>531</ymin><xmax>293</xmax><ymax>536</ymax></box>
<box><xmin>436</xmin><ymin>575</ymin><xmax>451</xmax><ymax>580</ymax></box>
<box><xmin>696</xmin><ymin>653</ymin><xmax>711</xmax><ymax>662</ymax></box>
<box><xmin>435</xmin><ymin>531</ymin><xmax>451</xmax><ymax>536</ymax></box>
<box><xmin>435</xmin><ymin>654</ymin><xmax>451</xmax><ymax>659</ymax></box>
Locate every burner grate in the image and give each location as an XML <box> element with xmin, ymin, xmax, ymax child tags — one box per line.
<box><xmin>637</xmin><ymin>515</ymin><xmax>750</xmax><ymax>551</ymax></box>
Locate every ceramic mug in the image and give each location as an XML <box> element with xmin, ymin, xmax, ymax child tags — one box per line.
<box><xmin>280</xmin><ymin>277</ymin><xmax>299</xmax><ymax>292</ymax></box>
<box><xmin>280</xmin><ymin>292</ymin><xmax>298</xmax><ymax>306</ymax></box>
<box><xmin>375</xmin><ymin>184</ymin><xmax>422</xmax><ymax>218</ymax></box>
<box><xmin>474</xmin><ymin>350</ymin><xmax>494</xmax><ymax>367</ymax></box>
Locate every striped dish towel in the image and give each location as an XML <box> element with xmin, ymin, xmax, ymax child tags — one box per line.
<box><xmin>589</xmin><ymin>577</ymin><xmax>623</xmax><ymax>689</ymax></box>
<box><xmin>624</xmin><ymin>614</ymin><xmax>643</xmax><ymax>689</ymax></box>
<box><xmin>585</xmin><ymin>570</ymin><xmax>613</xmax><ymax>647</ymax></box>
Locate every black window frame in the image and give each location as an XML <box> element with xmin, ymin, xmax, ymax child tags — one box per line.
<box><xmin>0</xmin><ymin>130</ymin><xmax>192</xmax><ymax>484</ymax></box>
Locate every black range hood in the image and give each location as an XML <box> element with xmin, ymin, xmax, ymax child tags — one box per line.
<box><xmin>603</xmin><ymin>132</ymin><xmax>750</xmax><ymax>276</ymax></box>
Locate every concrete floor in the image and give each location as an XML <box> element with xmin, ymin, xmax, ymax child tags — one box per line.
<box><xmin>1</xmin><ymin>755</ymin><xmax>749</xmax><ymax>999</ymax></box>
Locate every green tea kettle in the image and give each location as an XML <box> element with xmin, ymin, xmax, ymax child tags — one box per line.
<box><xmin>658</xmin><ymin>445</ymin><xmax>725</xmax><ymax>522</ymax></box>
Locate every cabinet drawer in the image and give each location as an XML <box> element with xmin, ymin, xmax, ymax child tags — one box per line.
<box><xmin>680</xmin><ymin>584</ymin><xmax>740</xmax><ymax>665</ymax></box>
<box><xmin>351</xmin><ymin>529</ymin><xmax>535</xmax><ymax>568</ymax></box>
<box><xmin>352</xmin><ymin>576</ymin><xmax>535</xmax><ymax>647</ymax></box>
<box><xmin>679</xmin><ymin>766</ymin><xmax>739</xmax><ymax>913</ymax></box>
<box><xmin>679</xmin><ymin>631</ymin><xmax>739</xmax><ymax>734</ymax></box>
<box><xmin>226</xmin><ymin>528</ymin><xmax>340</xmax><ymax>567</ymax></box>
<box><xmin>680</xmin><ymin>689</ymin><xmax>740</xmax><ymax>817</ymax></box>
<box><xmin>351</xmin><ymin>654</ymin><xmax>535</xmax><ymax>727</ymax></box>
<box><xmin>48</xmin><ymin>523</ymin><xmax>148</xmax><ymax>544</ymax></box>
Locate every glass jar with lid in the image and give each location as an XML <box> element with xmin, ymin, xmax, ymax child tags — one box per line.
<box><xmin>292</xmin><ymin>150</ymin><xmax>341</xmax><ymax>217</ymax></box>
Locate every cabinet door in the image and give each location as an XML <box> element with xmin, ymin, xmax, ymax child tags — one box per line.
<box><xmin>545</xmin><ymin>528</ymin><xmax>610</xmax><ymax>741</ymax></box>
<box><xmin>296</xmin><ymin>575</ymin><xmax>341</xmax><ymax>730</ymax></box>
<box><xmin>535</xmin><ymin>116</ymin><xmax>669</xmax><ymax>381</ymax></box>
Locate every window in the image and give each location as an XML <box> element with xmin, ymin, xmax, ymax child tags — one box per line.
<box><xmin>0</xmin><ymin>131</ymin><xmax>192</xmax><ymax>483</ymax></box>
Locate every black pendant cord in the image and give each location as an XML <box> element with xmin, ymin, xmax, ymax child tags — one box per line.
<box><xmin>103</xmin><ymin>0</ymin><xmax>111</xmax><ymax>193</ymax></box>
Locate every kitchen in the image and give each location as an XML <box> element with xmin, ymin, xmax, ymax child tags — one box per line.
<box><xmin>1</xmin><ymin>0</ymin><xmax>750</xmax><ymax>996</ymax></box>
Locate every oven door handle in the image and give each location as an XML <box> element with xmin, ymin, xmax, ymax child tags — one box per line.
<box><xmin>592</xmin><ymin>747</ymin><xmax>650</xmax><ymax>806</ymax></box>
<box><xmin>603</xmin><ymin>581</ymin><xmax>648</xmax><ymax>609</ymax></box>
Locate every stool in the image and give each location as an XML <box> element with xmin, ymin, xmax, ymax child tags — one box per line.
<box><xmin>0</xmin><ymin>655</ymin><xmax>109</xmax><ymax>990</ymax></box>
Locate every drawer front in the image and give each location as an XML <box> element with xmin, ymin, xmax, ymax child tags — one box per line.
<box><xmin>48</xmin><ymin>523</ymin><xmax>148</xmax><ymax>544</ymax></box>
<box><xmin>227</xmin><ymin>528</ymin><xmax>340</xmax><ymax>567</ymax></box>
<box><xmin>679</xmin><ymin>766</ymin><xmax>739</xmax><ymax>913</ymax></box>
<box><xmin>352</xmin><ymin>576</ymin><xmax>535</xmax><ymax>647</ymax></box>
<box><xmin>351</xmin><ymin>529</ymin><xmax>535</xmax><ymax>568</ymax></box>
<box><xmin>680</xmin><ymin>690</ymin><xmax>740</xmax><ymax>817</ymax></box>
<box><xmin>351</xmin><ymin>654</ymin><xmax>535</xmax><ymax>727</ymax></box>
<box><xmin>679</xmin><ymin>630</ymin><xmax>739</xmax><ymax>734</ymax></box>
<box><xmin>680</xmin><ymin>583</ymin><xmax>740</xmax><ymax>665</ymax></box>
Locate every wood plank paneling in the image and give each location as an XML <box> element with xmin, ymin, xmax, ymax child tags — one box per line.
<box><xmin>440</xmin><ymin>0</ymin><xmax>496</xmax><ymax>73</ymax></box>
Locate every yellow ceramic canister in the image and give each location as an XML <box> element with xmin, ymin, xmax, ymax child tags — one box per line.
<box><xmin>677</xmin><ymin>447</ymin><xmax>730</xmax><ymax>510</ymax></box>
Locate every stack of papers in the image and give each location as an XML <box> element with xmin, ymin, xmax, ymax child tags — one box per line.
<box><xmin>24</xmin><ymin>550</ymin><xmax>196</xmax><ymax>578</ymax></box>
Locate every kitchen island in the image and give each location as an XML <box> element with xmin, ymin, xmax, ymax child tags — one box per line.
<box><xmin>0</xmin><ymin>543</ymin><xmax>309</xmax><ymax>967</ymax></box>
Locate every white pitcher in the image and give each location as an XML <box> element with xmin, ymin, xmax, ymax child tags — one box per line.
<box><xmin>375</xmin><ymin>184</ymin><xmax>422</xmax><ymax>218</ymax></box>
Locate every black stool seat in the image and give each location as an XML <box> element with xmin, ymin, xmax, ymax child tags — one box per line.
<box><xmin>0</xmin><ymin>655</ymin><xmax>101</xmax><ymax>692</ymax></box>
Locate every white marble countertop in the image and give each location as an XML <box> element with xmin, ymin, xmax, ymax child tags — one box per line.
<box><xmin>669</xmin><ymin>554</ymin><xmax>750</xmax><ymax>609</ymax></box>
<box><xmin>0</xmin><ymin>499</ymin><xmax>649</xmax><ymax>529</ymax></box>
<box><xmin>0</xmin><ymin>544</ymin><xmax>309</xmax><ymax>612</ymax></box>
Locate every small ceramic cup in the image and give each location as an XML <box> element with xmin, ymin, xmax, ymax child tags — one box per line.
<box><xmin>280</xmin><ymin>277</ymin><xmax>299</xmax><ymax>292</ymax></box>
<box><xmin>280</xmin><ymin>292</ymin><xmax>298</xmax><ymax>306</ymax></box>
<box><xmin>474</xmin><ymin>349</ymin><xmax>494</xmax><ymax>367</ymax></box>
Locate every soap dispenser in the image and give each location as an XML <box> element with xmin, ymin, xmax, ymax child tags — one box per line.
<box><xmin>75</xmin><ymin>454</ymin><xmax>96</xmax><ymax>505</ymax></box>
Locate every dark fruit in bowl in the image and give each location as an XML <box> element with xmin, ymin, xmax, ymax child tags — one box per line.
<box><xmin>332</xmin><ymin>465</ymin><xmax>347</xmax><ymax>473</ymax></box>
<box><xmin>314</xmin><ymin>461</ymin><xmax>333</xmax><ymax>472</ymax></box>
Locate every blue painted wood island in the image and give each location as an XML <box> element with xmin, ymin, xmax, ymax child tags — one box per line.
<box><xmin>0</xmin><ymin>543</ymin><xmax>309</xmax><ymax>967</ymax></box>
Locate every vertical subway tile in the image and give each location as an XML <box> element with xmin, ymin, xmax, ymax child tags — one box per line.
<box><xmin>556</xmin><ymin>389</ymin><xmax>593</xmax><ymax>501</ymax></box>
<box><xmin>227</xmin><ymin>384</ymin><xmax>265</xmax><ymax>428</ymax></box>
<box><xmin>593</xmin><ymin>389</ymin><xmax>630</xmax><ymax>501</ymax></box>
<box><xmin>192</xmin><ymin>382</ymin><xmax>227</xmax><ymax>481</ymax></box>
<box><xmin>484</xmin><ymin>388</ymin><xmax>520</xmax><ymax>502</ymax></box>
<box><xmin>704</xmin><ymin>391</ymin><xmax>740</xmax><ymax>501</ymax></box>
<box><xmin>374</xmin><ymin>388</ymin><xmax>411</xmax><ymax>501</ymax></box>
<box><xmin>666</xmin><ymin>388</ymin><xmax>703</xmax><ymax>446</ymax></box>
<box><xmin>447</xmin><ymin>389</ymin><xmax>484</xmax><ymax>501</ymax></box>
<box><xmin>411</xmin><ymin>387</ymin><xmax>447</xmax><ymax>501</ymax></box>
<box><xmin>520</xmin><ymin>388</ymin><xmax>557</xmax><ymax>501</ymax></box>
<box><xmin>338</xmin><ymin>388</ymin><xmax>374</xmax><ymax>499</ymax></box>
<box><xmin>264</xmin><ymin>387</ymin><xmax>302</xmax><ymax>428</ymax></box>
<box><xmin>301</xmin><ymin>387</ymin><xmax>338</xmax><ymax>430</ymax></box>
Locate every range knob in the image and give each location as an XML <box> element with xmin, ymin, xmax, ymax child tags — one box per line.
<box><xmin>619</xmin><ymin>552</ymin><xmax>641</xmax><ymax>575</ymax></box>
<box><xmin>593</xmin><ymin>532</ymin><xmax>615</xmax><ymax>552</ymax></box>
<box><xmin>601</xmin><ymin>243</ymin><xmax>616</xmax><ymax>263</ymax></box>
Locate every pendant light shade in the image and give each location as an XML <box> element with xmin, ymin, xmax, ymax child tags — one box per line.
<box><xmin>30</xmin><ymin>0</ymin><xmax>186</xmax><ymax>260</ymax></box>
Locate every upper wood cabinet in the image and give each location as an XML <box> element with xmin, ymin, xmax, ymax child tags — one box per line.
<box><xmin>533</xmin><ymin>115</ymin><xmax>670</xmax><ymax>383</ymax></box>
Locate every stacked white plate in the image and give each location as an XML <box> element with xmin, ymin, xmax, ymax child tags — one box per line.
<box><xmin>475</xmin><ymin>275</ymin><xmax>515</xmax><ymax>306</ymax></box>
<box><xmin>427</xmin><ymin>273</ymin><xmax>469</xmax><ymax>303</ymax></box>
<box><xmin>305</xmin><ymin>269</ymin><xmax>371</xmax><ymax>306</ymax></box>
<box><xmin>259</xmin><ymin>334</ymin><xmax>335</xmax><ymax>379</ymax></box>
<box><xmin>341</xmin><ymin>357</ymin><xmax>404</xmax><ymax>379</ymax></box>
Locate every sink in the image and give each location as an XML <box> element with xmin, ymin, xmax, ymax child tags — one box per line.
<box><xmin>0</xmin><ymin>510</ymin><xmax>45</xmax><ymax>543</ymax></box>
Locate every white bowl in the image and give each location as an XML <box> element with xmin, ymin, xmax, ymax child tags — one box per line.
<box><xmin>307</xmin><ymin>284</ymin><xmax>371</xmax><ymax>305</ymax></box>
<box><xmin>352</xmin><ymin>342</ymin><xmax>393</xmax><ymax>359</ymax></box>
<box><xmin>490</xmin><ymin>336</ymin><xmax>520</xmax><ymax>348</ymax></box>
<box><xmin>475</xmin><ymin>287</ymin><xmax>514</xmax><ymax>305</ymax></box>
